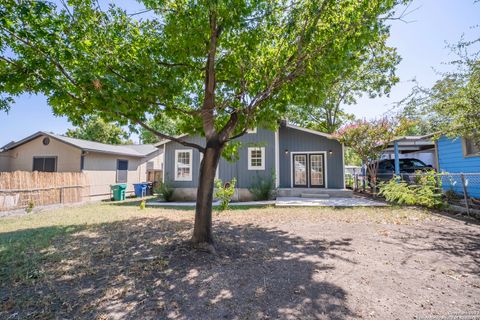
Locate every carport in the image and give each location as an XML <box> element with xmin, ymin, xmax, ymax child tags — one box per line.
<box><xmin>383</xmin><ymin>135</ymin><xmax>436</xmax><ymax>175</ymax></box>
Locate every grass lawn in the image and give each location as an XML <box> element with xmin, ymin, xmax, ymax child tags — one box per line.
<box><xmin>0</xmin><ymin>202</ymin><xmax>479</xmax><ymax>319</ymax></box>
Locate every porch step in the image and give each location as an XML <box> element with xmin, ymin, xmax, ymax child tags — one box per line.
<box><xmin>301</xmin><ymin>193</ymin><xmax>330</xmax><ymax>199</ymax></box>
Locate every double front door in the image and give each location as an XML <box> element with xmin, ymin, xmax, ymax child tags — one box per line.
<box><xmin>293</xmin><ymin>153</ymin><xmax>325</xmax><ymax>188</ymax></box>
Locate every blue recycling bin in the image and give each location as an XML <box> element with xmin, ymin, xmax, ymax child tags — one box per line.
<box><xmin>133</xmin><ymin>183</ymin><xmax>148</xmax><ymax>198</ymax></box>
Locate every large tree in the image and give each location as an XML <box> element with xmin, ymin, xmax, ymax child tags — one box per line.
<box><xmin>399</xmin><ymin>34</ymin><xmax>480</xmax><ymax>141</ymax></box>
<box><xmin>287</xmin><ymin>35</ymin><xmax>401</xmax><ymax>133</ymax></box>
<box><xmin>0</xmin><ymin>0</ymin><xmax>404</xmax><ymax>250</ymax></box>
<box><xmin>138</xmin><ymin>116</ymin><xmax>179</xmax><ymax>144</ymax></box>
<box><xmin>66</xmin><ymin>116</ymin><xmax>132</xmax><ymax>144</ymax></box>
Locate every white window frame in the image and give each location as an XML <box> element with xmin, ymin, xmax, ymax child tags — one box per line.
<box><xmin>248</xmin><ymin>147</ymin><xmax>265</xmax><ymax>170</ymax></box>
<box><xmin>247</xmin><ymin>128</ymin><xmax>257</xmax><ymax>134</ymax></box>
<box><xmin>175</xmin><ymin>149</ymin><xmax>193</xmax><ymax>181</ymax></box>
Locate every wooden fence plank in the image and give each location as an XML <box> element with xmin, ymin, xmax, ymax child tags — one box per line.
<box><xmin>0</xmin><ymin>171</ymin><xmax>89</xmax><ymax>211</ymax></box>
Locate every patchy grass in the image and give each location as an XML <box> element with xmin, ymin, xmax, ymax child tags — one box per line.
<box><xmin>0</xmin><ymin>203</ymin><xmax>478</xmax><ymax>319</ymax></box>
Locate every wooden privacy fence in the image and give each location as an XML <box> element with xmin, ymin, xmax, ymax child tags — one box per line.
<box><xmin>0</xmin><ymin>171</ymin><xmax>89</xmax><ymax>211</ymax></box>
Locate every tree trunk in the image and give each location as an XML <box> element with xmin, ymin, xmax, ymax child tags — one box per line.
<box><xmin>191</xmin><ymin>139</ymin><xmax>222</xmax><ymax>252</ymax></box>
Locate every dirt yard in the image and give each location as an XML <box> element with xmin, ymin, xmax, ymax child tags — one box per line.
<box><xmin>0</xmin><ymin>203</ymin><xmax>479</xmax><ymax>319</ymax></box>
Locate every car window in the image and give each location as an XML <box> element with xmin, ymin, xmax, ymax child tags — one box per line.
<box><xmin>399</xmin><ymin>159</ymin><xmax>426</xmax><ymax>168</ymax></box>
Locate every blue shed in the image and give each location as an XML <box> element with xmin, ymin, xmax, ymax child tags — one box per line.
<box><xmin>436</xmin><ymin>135</ymin><xmax>480</xmax><ymax>198</ymax></box>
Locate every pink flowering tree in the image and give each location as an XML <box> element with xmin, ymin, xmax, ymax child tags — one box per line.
<box><xmin>335</xmin><ymin>117</ymin><xmax>411</xmax><ymax>192</ymax></box>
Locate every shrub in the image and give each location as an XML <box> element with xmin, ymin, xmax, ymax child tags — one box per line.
<box><xmin>412</xmin><ymin>172</ymin><xmax>444</xmax><ymax>208</ymax></box>
<box><xmin>214</xmin><ymin>178</ymin><xmax>237</xmax><ymax>211</ymax></box>
<box><xmin>155</xmin><ymin>181</ymin><xmax>174</xmax><ymax>202</ymax></box>
<box><xmin>378</xmin><ymin>178</ymin><xmax>416</xmax><ymax>205</ymax></box>
<box><xmin>379</xmin><ymin>171</ymin><xmax>444</xmax><ymax>209</ymax></box>
<box><xmin>25</xmin><ymin>200</ymin><xmax>35</xmax><ymax>213</ymax></box>
<box><xmin>249</xmin><ymin>173</ymin><xmax>276</xmax><ymax>200</ymax></box>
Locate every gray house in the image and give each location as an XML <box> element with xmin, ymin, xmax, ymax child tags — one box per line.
<box><xmin>158</xmin><ymin>122</ymin><xmax>347</xmax><ymax>201</ymax></box>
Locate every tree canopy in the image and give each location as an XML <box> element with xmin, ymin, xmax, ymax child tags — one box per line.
<box><xmin>65</xmin><ymin>116</ymin><xmax>132</xmax><ymax>144</ymax></box>
<box><xmin>1</xmin><ymin>0</ymin><xmax>404</xmax><ymax>146</ymax></box>
<box><xmin>138</xmin><ymin>116</ymin><xmax>179</xmax><ymax>144</ymax></box>
<box><xmin>288</xmin><ymin>38</ymin><xmax>401</xmax><ymax>133</ymax></box>
<box><xmin>399</xmin><ymin>34</ymin><xmax>480</xmax><ymax>142</ymax></box>
<box><xmin>0</xmin><ymin>0</ymin><xmax>406</xmax><ymax>247</ymax></box>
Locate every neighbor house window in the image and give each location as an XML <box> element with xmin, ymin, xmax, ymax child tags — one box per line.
<box><xmin>175</xmin><ymin>149</ymin><xmax>193</xmax><ymax>181</ymax></box>
<box><xmin>248</xmin><ymin>147</ymin><xmax>265</xmax><ymax>170</ymax></box>
<box><xmin>33</xmin><ymin>157</ymin><xmax>57</xmax><ymax>172</ymax></box>
<box><xmin>116</xmin><ymin>159</ymin><xmax>129</xmax><ymax>183</ymax></box>
<box><xmin>80</xmin><ymin>155</ymin><xmax>85</xmax><ymax>171</ymax></box>
<box><xmin>464</xmin><ymin>138</ymin><xmax>480</xmax><ymax>157</ymax></box>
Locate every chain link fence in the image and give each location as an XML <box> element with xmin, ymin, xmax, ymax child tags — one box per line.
<box><xmin>345</xmin><ymin>171</ymin><xmax>480</xmax><ymax>215</ymax></box>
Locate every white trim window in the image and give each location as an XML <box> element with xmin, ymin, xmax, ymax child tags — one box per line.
<box><xmin>175</xmin><ymin>149</ymin><xmax>193</xmax><ymax>181</ymax></box>
<box><xmin>247</xmin><ymin>128</ymin><xmax>257</xmax><ymax>134</ymax></box>
<box><xmin>248</xmin><ymin>147</ymin><xmax>265</xmax><ymax>170</ymax></box>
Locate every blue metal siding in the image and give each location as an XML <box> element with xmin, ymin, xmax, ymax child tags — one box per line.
<box><xmin>278</xmin><ymin>127</ymin><xmax>344</xmax><ymax>189</ymax></box>
<box><xmin>437</xmin><ymin>136</ymin><xmax>480</xmax><ymax>197</ymax></box>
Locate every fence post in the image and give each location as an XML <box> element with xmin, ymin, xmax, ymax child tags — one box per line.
<box><xmin>60</xmin><ymin>187</ymin><xmax>65</xmax><ymax>204</ymax></box>
<box><xmin>460</xmin><ymin>174</ymin><xmax>470</xmax><ymax>216</ymax></box>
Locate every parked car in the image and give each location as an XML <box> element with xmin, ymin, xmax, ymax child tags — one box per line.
<box><xmin>369</xmin><ymin>158</ymin><xmax>434</xmax><ymax>183</ymax></box>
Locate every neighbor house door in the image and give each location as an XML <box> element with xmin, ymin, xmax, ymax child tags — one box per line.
<box><xmin>292</xmin><ymin>153</ymin><xmax>325</xmax><ymax>188</ymax></box>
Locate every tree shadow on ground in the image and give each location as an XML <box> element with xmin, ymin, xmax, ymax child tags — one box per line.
<box><xmin>0</xmin><ymin>217</ymin><xmax>356</xmax><ymax>319</ymax></box>
<box><xmin>378</xmin><ymin>223</ymin><xmax>480</xmax><ymax>277</ymax></box>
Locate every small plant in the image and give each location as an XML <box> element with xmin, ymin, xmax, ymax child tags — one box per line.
<box><xmin>155</xmin><ymin>181</ymin><xmax>174</xmax><ymax>202</ymax></box>
<box><xmin>139</xmin><ymin>200</ymin><xmax>146</xmax><ymax>210</ymax></box>
<box><xmin>412</xmin><ymin>171</ymin><xmax>444</xmax><ymax>209</ymax></box>
<box><xmin>25</xmin><ymin>200</ymin><xmax>35</xmax><ymax>213</ymax></box>
<box><xmin>249</xmin><ymin>172</ymin><xmax>276</xmax><ymax>200</ymax></box>
<box><xmin>379</xmin><ymin>171</ymin><xmax>444</xmax><ymax>209</ymax></box>
<box><xmin>214</xmin><ymin>178</ymin><xmax>237</xmax><ymax>211</ymax></box>
<box><xmin>378</xmin><ymin>177</ymin><xmax>416</xmax><ymax>206</ymax></box>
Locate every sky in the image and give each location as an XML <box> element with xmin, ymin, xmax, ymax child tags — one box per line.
<box><xmin>0</xmin><ymin>0</ymin><xmax>479</xmax><ymax>146</ymax></box>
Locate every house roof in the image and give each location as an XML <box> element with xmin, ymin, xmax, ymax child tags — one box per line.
<box><xmin>284</xmin><ymin>123</ymin><xmax>336</xmax><ymax>139</ymax></box>
<box><xmin>384</xmin><ymin>135</ymin><xmax>435</xmax><ymax>153</ymax></box>
<box><xmin>154</xmin><ymin>122</ymin><xmax>337</xmax><ymax>146</ymax></box>
<box><xmin>0</xmin><ymin>131</ymin><xmax>159</xmax><ymax>157</ymax></box>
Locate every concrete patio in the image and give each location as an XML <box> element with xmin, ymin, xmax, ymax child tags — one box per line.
<box><xmin>148</xmin><ymin>196</ymin><xmax>388</xmax><ymax>208</ymax></box>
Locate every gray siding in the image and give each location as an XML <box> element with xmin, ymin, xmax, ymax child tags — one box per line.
<box><xmin>278</xmin><ymin>126</ymin><xmax>344</xmax><ymax>189</ymax></box>
<box><xmin>164</xmin><ymin>129</ymin><xmax>275</xmax><ymax>189</ymax></box>
<box><xmin>219</xmin><ymin>129</ymin><xmax>275</xmax><ymax>188</ymax></box>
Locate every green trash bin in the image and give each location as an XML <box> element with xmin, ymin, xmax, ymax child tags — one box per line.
<box><xmin>111</xmin><ymin>183</ymin><xmax>127</xmax><ymax>201</ymax></box>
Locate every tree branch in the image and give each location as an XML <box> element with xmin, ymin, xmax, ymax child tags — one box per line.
<box><xmin>135</xmin><ymin>119</ymin><xmax>205</xmax><ymax>151</ymax></box>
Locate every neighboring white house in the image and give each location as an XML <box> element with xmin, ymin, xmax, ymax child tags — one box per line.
<box><xmin>0</xmin><ymin>131</ymin><xmax>163</xmax><ymax>200</ymax></box>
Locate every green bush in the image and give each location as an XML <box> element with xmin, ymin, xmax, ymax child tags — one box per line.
<box><xmin>378</xmin><ymin>178</ymin><xmax>416</xmax><ymax>205</ymax></box>
<box><xmin>25</xmin><ymin>200</ymin><xmax>35</xmax><ymax>213</ymax></box>
<box><xmin>155</xmin><ymin>181</ymin><xmax>174</xmax><ymax>202</ymax></box>
<box><xmin>412</xmin><ymin>172</ymin><xmax>444</xmax><ymax>208</ymax></box>
<box><xmin>214</xmin><ymin>178</ymin><xmax>237</xmax><ymax>211</ymax></box>
<box><xmin>249</xmin><ymin>173</ymin><xmax>276</xmax><ymax>200</ymax></box>
<box><xmin>379</xmin><ymin>172</ymin><xmax>444</xmax><ymax>209</ymax></box>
